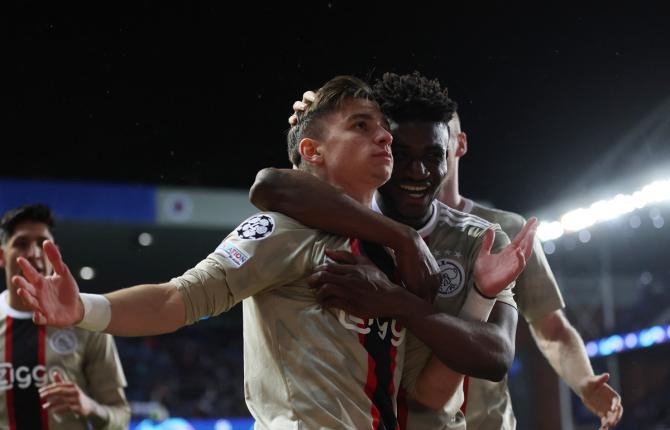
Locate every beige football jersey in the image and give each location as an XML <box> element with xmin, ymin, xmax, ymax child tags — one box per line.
<box><xmin>370</xmin><ymin>200</ymin><xmax>517</xmax><ymax>430</ymax></box>
<box><xmin>464</xmin><ymin>199</ymin><xmax>565</xmax><ymax>430</ymax></box>
<box><xmin>170</xmin><ymin>212</ymin><xmax>412</xmax><ymax>430</ymax></box>
<box><xmin>0</xmin><ymin>291</ymin><xmax>129</xmax><ymax>430</ymax></box>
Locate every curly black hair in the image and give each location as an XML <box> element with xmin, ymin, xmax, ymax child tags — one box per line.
<box><xmin>0</xmin><ymin>204</ymin><xmax>54</xmax><ymax>244</ymax></box>
<box><xmin>372</xmin><ymin>71</ymin><xmax>457</xmax><ymax>124</ymax></box>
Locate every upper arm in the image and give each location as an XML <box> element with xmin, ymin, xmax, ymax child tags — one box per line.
<box><xmin>172</xmin><ymin>214</ymin><xmax>318</xmax><ymax>324</ymax></box>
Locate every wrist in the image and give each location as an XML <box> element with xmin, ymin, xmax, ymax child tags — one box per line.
<box><xmin>76</xmin><ymin>294</ymin><xmax>112</xmax><ymax>332</ymax></box>
<box><xmin>395</xmin><ymin>292</ymin><xmax>435</xmax><ymax>326</ymax></box>
<box><xmin>459</xmin><ymin>287</ymin><xmax>496</xmax><ymax>322</ymax></box>
<box><xmin>389</xmin><ymin>224</ymin><xmax>419</xmax><ymax>252</ymax></box>
<box><xmin>473</xmin><ymin>282</ymin><xmax>496</xmax><ymax>300</ymax></box>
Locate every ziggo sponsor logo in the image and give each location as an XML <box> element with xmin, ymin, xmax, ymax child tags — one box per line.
<box><xmin>0</xmin><ymin>363</ymin><xmax>66</xmax><ymax>390</ymax></box>
<box><xmin>338</xmin><ymin>311</ymin><xmax>405</xmax><ymax>346</ymax></box>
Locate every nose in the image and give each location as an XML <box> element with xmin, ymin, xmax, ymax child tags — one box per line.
<box><xmin>26</xmin><ymin>242</ymin><xmax>43</xmax><ymax>259</ymax></box>
<box><xmin>407</xmin><ymin>159</ymin><xmax>429</xmax><ymax>180</ymax></box>
<box><xmin>375</xmin><ymin>126</ymin><xmax>393</xmax><ymax>149</ymax></box>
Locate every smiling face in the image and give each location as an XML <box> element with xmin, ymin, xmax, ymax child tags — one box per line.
<box><xmin>377</xmin><ymin>120</ymin><xmax>449</xmax><ymax>228</ymax></box>
<box><xmin>0</xmin><ymin>220</ymin><xmax>54</xmax><ymax>310</ymax></box>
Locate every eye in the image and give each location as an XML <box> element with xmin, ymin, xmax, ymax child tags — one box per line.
<box><xmin>354</xmin><ymin>121</ymin><xmax>369</xmax><ymax>131</ymax></box>
<box><xmin>13</xmin><ymin>239</ymin><xmax>29</xmax><ymax>249</ymax></box>
<box><xmin>426</xmin><ymin>151</ymin><xmax>445</xmax><ymax>164</ymax></box>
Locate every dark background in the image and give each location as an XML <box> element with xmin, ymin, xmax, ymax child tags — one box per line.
<box><xmin>6</xmin><ymin>5</ymin><xmax>670</xmax><ymax>429</ymax></box>
<box><xmin>7</xmin><ymin>3</ymin><xmax>670</xmax><ymax>216</ymax></box>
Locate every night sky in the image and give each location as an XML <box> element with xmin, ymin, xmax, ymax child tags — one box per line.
<box><xmin>7</xmin><ymin>4</ymin><xmax>670</xmax><ymax>216</ymax></box>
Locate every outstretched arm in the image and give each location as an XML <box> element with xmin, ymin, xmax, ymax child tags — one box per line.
<box><xmin>14</xmin><ymin>240</ymin><xmax>186</xmax><ymax>336</ymax></box>
<box><xmin>251</xmin><ymin>167</ymin><xmax>439</xmax><ymax>300</ymax></box>
<box><xmin>530</xmin><ymin>310</ymin><xmax>623</xmax><ymax>429</ymax></box>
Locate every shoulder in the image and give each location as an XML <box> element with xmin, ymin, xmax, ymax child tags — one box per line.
<box><xmin>435</xmin><ymin>201</ymin><xmax>498</xmax><ymax>234</ymax></box>
<box><xmin>470</xmin><ymin>202</ymin><xmax>526</xmax><ymax>237</ymax></box>
<box><xmin>224</xmin><ymin>211</ymin><xmax>323</xmax><ymax>245</ymax></box>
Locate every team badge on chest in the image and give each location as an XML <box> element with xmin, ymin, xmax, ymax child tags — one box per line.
<box><xmin>49</xmin><ymin>329</ymin><xmax>78</xmax><ymax>355</ymax></box>
<box><xmin>437</xmin><ymin>258</ymin><xmax>465</xmax><ymax>297</ymax></box>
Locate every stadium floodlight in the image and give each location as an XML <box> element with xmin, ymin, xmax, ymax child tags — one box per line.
<box><xmin>536</xmin><ymin>178</ymin><xmax>670</xmax><ymax>242</ymax></box>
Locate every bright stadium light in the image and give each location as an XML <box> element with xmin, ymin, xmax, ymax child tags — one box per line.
<box><xmin>537</xmin><ymin>221</ymin><xmax>564</xmax><ymax>242</ymax></box>
<box><xmin>536</xmin><ymin>178</ymin><xmax>670</xmax><ymax>242</ymax></box>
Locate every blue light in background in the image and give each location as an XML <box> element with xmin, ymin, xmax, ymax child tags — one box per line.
<box><xmin>586</xmin><ymin>325</ymin><xmax>670</xmax><ymax>358</ymax></box>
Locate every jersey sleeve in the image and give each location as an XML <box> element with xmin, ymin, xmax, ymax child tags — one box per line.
<box><xmin>83</xmin><ymin>332</ymin><xmax>131</xmax><ymax>429</ymax></box>
<box><xmin>514</xmin><ymin>236</ymin><xmax>565</xmax><ymax>322</ymax></box>
<box><xmin>169</xmin><ymin>213</ymin><xmax>320</xmax><ymax>324</ymax></box>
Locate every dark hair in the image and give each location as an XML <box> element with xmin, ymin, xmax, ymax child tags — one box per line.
<box><xmin>0</xmin><ymin>204</ymin><xmax>55</xmax><ymax>244</ymax></box>
<box><xmin>372</xmin><ymin>71</ymin><xmax>457</xmax><ymax>124</ymax></box>
<box><xmin>287</xmin><ymin>75</ymin><xmax>375</xmax><ymax>167</ymax></box>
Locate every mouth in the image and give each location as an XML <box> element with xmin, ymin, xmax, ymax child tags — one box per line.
<box><xmin>373</xmin><ymin>152</ymin><xmax>393</xmax><ymax>162</ymax></box>
<box><xmin>398</xmin><ymin>184</ymin><xmax>431</xmax><ymax>199</ymax></box>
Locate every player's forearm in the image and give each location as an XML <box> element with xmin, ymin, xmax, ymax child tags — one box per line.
<box><xmin>530</xmin><ymin>311</ymin><xmax>594</xmax><ymax>395</ymax></box>
<box><xmin>397</xmin><ymin>297</ymin><xmax>515</xmax><ymax>381</ymax></box>
<box><xmin>102</xmin><ymin>283</ymin><xmax>186</xmax><ymax>336</ymax></box>
<box><xmin>249</xmin><ymin>168</ymin><xmax>414</xmax><ymax>250</ymax></box>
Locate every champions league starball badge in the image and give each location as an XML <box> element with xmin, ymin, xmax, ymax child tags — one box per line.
<box><xmin>236</xmin><ymin>214</ymin><xmax>275</xmax><ymax>240</ymax></box>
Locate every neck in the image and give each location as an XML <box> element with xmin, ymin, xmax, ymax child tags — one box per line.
<box><xmin>376</xmin><ymin>195</ymin><xmax>435</xmax><ymax>230</ymax></box>
<box><xmin>5</xmin><ymin>287</ymin><xmax>29</xmax><ymax>312</ymax></box>
<box><xmin>317</xmin><ymin>170</ymin><xmax>376</xmax><ymax>207</ymax></box>
<box><xmin>440</xmin><ymin>169</ymin><xmax>466</xmax><ymax>211</ymax></box>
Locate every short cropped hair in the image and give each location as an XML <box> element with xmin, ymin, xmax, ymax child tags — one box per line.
<box><xmin>287</xmin><ymin>75</ymin><xmax>375</xmax><ymax>167</ymax></box>
<box><xmin>0</xmin><ymin>204</ymin><xmax>55</xmax><ymax>244</ymax></box>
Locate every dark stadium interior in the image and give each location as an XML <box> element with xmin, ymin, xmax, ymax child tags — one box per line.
<box><xmin>6</xmin><ymin>4</ymin><xmax>670</xmax><ymax>430</ymax></box>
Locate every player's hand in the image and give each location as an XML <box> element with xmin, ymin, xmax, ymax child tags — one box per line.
<box><xmin>395</xmin><ymin>229</ymin><xmax>440</xmax><ymax>301</ymax></box>
<box><xmin>288</xmin><ymin>90</ymin><xmax>316</xmax><ymax>125</ymax></box>
<box><xmin>473</xmin><ymin>217</ymin><xmax>538</xmax><ymax>298</ymax></box>
<box><xmin>39</xmin><ymin>371</ymin><xmax>97</xmax><ymax>417</ymax></box>
<box><xmin>308</xmin><ymin>249</ymin><xmax>408</xmax><ymax>319</ymax></box>
<box><xmin>579</xmin><ymin>373</ymin><xmax>623</xmax><ymax>429</ymax></box>
<box><xmin>13</xmin><ymin>240</ymin><xmax>84</xmax><ymax>327</ymax></box>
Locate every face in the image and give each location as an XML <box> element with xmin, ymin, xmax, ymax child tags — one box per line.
<box><xmin>1</xmin><ymin>221</ymin><xmax>54</xmax><ymax>295</ymax></box>
<box><xmin>317</xmin><ymin>98</ymin><xmax>393</xmax><ymax>201</ymax></box>
<box><xmin>378</xmin><ymin>121</ymin><xmax>449</xmax><ymax>228</ymax></box>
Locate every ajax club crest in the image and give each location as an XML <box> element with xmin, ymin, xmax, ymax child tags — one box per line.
<box><xmin>437</xmin><ymin>258</ymin><xmax>465</xmax><ymax>297</ymax></box>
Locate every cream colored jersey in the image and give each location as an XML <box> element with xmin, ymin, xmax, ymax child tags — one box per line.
<box><xmin>464</xmin><ymin>199</ymin><xmax>565</xmax><ymax>430</ymax></box>
<box><xmin>170</xmin><ymin>212</ymin><xmax>411</xmax><ymax>430</ymax></box>
<box><xmin>0</xmin><ymin>291</ymin><xmax>129</xmax><ymax>430</ymax></box>
<box><xmin>372</xmin><ymin>200</ymin><xmax>517</xmax><ymax>430</ymax></box>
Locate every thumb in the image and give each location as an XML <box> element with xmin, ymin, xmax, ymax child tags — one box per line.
<box><xmin>590</xmin><ymin>373</ymin><xmax>610</xmax><ymax>388</ymax></box>
<box><xmin>478</xmin><ymin>228</ymin><xmax>495</xmax><ymax>258</ymax></box>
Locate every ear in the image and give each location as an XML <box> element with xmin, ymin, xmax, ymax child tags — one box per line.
<box><xmin>298</xmin><ymin>138</ymin><xmax>324</xmax><ymax>166</ymax></box>
<box><xmin>0</xmin><ymin>247</ymin><xmax>5</xmax><ymax>269</ymax></box>
<box><xmin>455</xmin><ymin>132</ymin><xmax>468</xmax><ymax>157</ymax></box>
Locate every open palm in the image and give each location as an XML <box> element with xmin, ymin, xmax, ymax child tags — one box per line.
<box><xmin>473</xmin><ymin>218</ymin><xmax>538</xmax><ymax>298</ymax></box>
<box><xmin>13</xmin><ymin>240</ymin><xmax>83</xmax><ymax>327</ymax></box>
